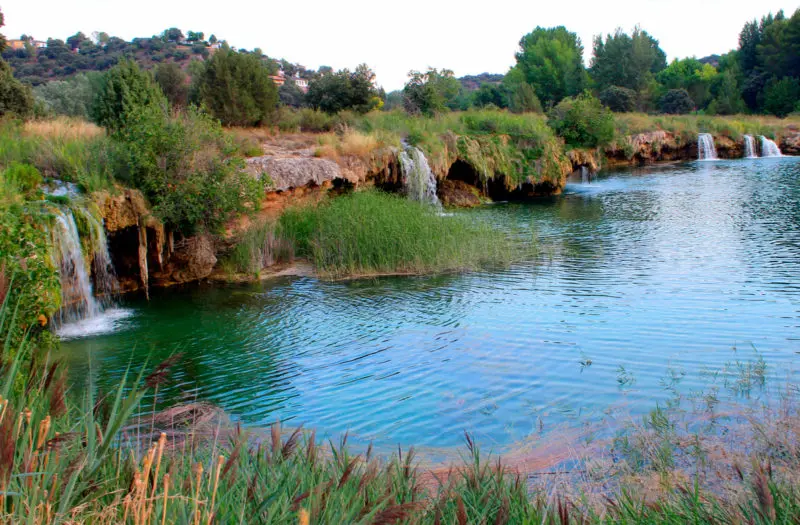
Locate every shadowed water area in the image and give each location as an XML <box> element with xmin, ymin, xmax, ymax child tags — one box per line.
<box><xmin>62</xmin><ymin>157</ymin><xmax>800</xmax><ymax>453</ymax></box>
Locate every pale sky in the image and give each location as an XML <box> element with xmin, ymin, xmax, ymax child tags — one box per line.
<box><xmin>3</xmin><ymin>0</ymin><xmax>798</xmax><ymax>90</ymax></box>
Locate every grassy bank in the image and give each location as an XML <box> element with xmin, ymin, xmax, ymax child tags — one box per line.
<box><xmin>228</xmin><ymin>190</ymin><xmax>523</xmax><ymax>279</ymax></box>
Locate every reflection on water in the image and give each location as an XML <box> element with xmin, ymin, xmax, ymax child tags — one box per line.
<box><xmin>62</xmin><ymin>158</ymin><xmax>800</xmax><ymax>450</ymax></box>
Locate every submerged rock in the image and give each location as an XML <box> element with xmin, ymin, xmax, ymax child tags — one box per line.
<box><xmin>157</xmin><ymin>235</ymin><xmax>217</xmax><ymax>285</ymax></box>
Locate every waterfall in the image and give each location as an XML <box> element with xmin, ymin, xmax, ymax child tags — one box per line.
<box><xmin>49</xmin><ymin>205</ymin><xmax>126</xmax><ymax>338</ymax></box>
<box><xmin>399</xmin><ymin>145</ymin><xmax>440</xmax><ymax>207</ymax></box>
<box><xmin>760</xmin><ymin>136</ymin><xmax>783</xmax><ymax>157</ymax></box>
<box><xmin>698</xmin><ymin>133</ymin><xmax>718</xmax><ymax>161</ymax></box>
<box><xmin>743</xmin><ymin>135</ymin><xmax>757</xmax><ymax>158</ymax></box>
<box><xmin>580</xmin><ymin>166</ymin><xmax>590</xmax><ymax>183</ymax></box>
<box><xmin>50</xmin><ymin>208</ymin><xmax>102</xmax><ymax>329</ymax></box>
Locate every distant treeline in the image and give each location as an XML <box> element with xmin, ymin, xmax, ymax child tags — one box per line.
<box><xmin>1</xmin><ymin>8</ymin><xmax>800</xmax><ymax>121</ymax></box>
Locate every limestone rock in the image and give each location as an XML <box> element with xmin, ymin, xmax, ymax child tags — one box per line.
<box><xmin>164</xmin><ymin>235</ymin><xmax>217</xmax><ymax>284</ymax></box>
<box><xmin>437</xmin><ymin>179</ymin><xmax>483</xmax><ymax>208</ymax></box>
<box><xmin>246</xmin><ymin>156</ymin><xmax>344</xmax><ymax>191</ymax></box>
<box><xmin>781</xmin><ymin>132</ymin><xmax>800</xmax><ymax>156</ymax></box>
<box><xmin>93</xmin><ymin>188</ymin><xmax>150</xmax><ymax>232</ymax></box>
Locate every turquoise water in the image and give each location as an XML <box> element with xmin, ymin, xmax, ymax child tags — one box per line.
<box><xmin>62</xmin><ymin>157</ymin><xmax>800</xmax><ymax>451</ymax></box>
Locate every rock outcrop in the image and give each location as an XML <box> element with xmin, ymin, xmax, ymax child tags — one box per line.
<box><xmin>781</xmin><ymin>132</ymin><xmax>800</xmax><ymax>156</ymax></box>
<box><xmin>437</xmin><ymin>179</ymin><xmax>483</xmax><ymax>208</ymax></box>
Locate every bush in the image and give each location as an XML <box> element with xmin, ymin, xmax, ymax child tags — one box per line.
<box><xmin>659</xmin><ymin>89</ymin><xmax>695</xmax><ymax>114</ymax></box>
<box><xmin>599</xmin><ymin>86</ymin><xmax>637</xmax><ymax>112</ymax></box>
<box><xmin>547</xmin><ymin>92</ymin><xmax>615</xmax><ymax>148</ymax></box>
<box><xmin>33</xmin><ymin>74</ymin><xmax>97</xmax><ymax>118</ymax></box>
<box><xmin>115</xmin><ymin>105</ymin><xmax>266</xmax><ymax>232</ymax></box>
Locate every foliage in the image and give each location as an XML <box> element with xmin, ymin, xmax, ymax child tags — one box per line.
<box><xmin>657</xmin><ymin>58</ymin><xmax>718</xmax><ymax>109</ymax></box>
<box><xmin>114</xmin><ymin>105</ymin><xmax>265</xmax><ymax>232</ymax></box>
<box><xmin>278</xmin><ymin>190</ymin><xmax>520</xmax><ymax>278</ymax></box>
<box><xmin>33</xmin><ymin>73</ymin><xmax>100</xmax><ymax>118</ymax></box>
<box><xmin>659</xmin><ymin>88</ymin><xmax>696</xmax><ymax>114</ymax></box>
<box><xmin>599</xmin><ymin>86</ymin><xmax>638</xmax><ymax>112</ymax></box>
<box><xmin>591</xmin><ymin>27</ymin><xmax>667</xmax><ymax>92</ymax></box>
<box><xmin>0</xmin><ymin>61</ymin><xmax>34</xmax><ymax>118</ymax></box>
<box><xmin>548</xmin><ymin>92</ymin><xmax>615</xmax><ymax>148</ymax></box>
<box><xmin>305</xmin><ymin>64</ymin><xmax>380</xmax><ymax>114</ymax></box>
<box><xmin>505</xmin><ymin>78</ymin><xmax>543</xmax><ymax>114</ymax></box>
<box><xmin>193</xmin><ymin>46</ymin><xmax>278</xmax><ymax>126</ymax></box>
<box><xmin>762</xmin><ymin>77</ymin><xmax>800</xmax><ymax>117</ymax></box>
<box><xmin>278</xmin><ymin>79</ymin><xmax>306</xmax><ymax>107</ymax></box>
<box><xmin>511</xmin><ymin>26</ymin><xmax>587</xmax><ymax>107</ymax></box>
<box><xmin>154</xmin><ymin>61</ymin><xmax>188</xmax><ymax>107</ymax></box>
<box><xmin>402</xmin><ymin>68</ymin><xmax>461</xmax><ymax>116</ymax></box>
<box><xmin>90</xmin><ymin>59</ymin><xmax>167</xmax><ymax>132</ymax></box>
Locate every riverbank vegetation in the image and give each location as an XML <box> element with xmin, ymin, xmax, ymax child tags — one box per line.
<box><xmin>228</xmin><ymin>191</ymin><xmax>522</xmax><ymax>279</ymax></box>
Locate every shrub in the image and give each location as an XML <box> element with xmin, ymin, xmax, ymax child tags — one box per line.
<box><xmin>547</xmin><ymin>92</ymin><xmax>615</xmax><ymax>148</ymax></box>
<box><xmin>115</xmin><ymin>105</ymin><xmax>266</xmax><ymax>232</ymax></box>
<box><xmin>599</xmin><ymin>86</ymin><xmax>637</xmax><ymax>112</ymax></box>
<box><xmin>659</xmin><ymin>89</ymin><xmax>695</xmax><ymax>114</ymax></box>
<box><xmin>0</xmin><ymin>61</ymin><xmax>34</xmax><ymax>118</ymax></box>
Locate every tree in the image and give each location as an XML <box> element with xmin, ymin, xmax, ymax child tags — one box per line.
<box><xmin>0</xmin><ymin>9</ymin><xmax>34</xmax><ymax>118</ymax></box>
<box><xmin>659</xmin><ymin>89</ymin><xmax>695</xmax><ymax>114</ymax></box>
<box><xmin>706</xmin><ymin>69</ymin><xmax>746</xmax><ymax>115</ymax></box>
<box><xmin>762</xmin><ymin>76</ymin><xmax>800</xmax><ymax>117</ymax></box>
<box><xmin>591</xmin><ymin>27</ymin><xmax>667</xmax><ymax>92</ymax></box>
<box><xmin>547</xmin><ymin>91</ymin><xmax>614</xmax><ymax>148</ymax></box>
<box><xmin>511</xmin><ymin>26</ymin><xmax>587</xmax><ymax>107</ymax></box>
<box><xmin>278</xmin><ymin>79</ymin><xmax>305</xmax><ymax>107</ymax></box>
<box><xmin>162</xmin><ymin>28</ymin><xmax>184</xmax><ymax>43</ymax></box>
<box><xmin>402</xmin><ymin>68</ymin><xmax>460</xmax><ymax>116</ymax></box>
<box><xmin>186</xmin><ymin>31</ymin><xmax>204</xmax><ymax>43</ymax></box>
<box><xmin>472</xmin><ymin>83</ymin><xmax>508</xmax><ymax>108</ymax></box>
<box><xmin>155</xmin><ymin>62</ymin><xmax>188</xmax><ymax>107</ymax></box>
<box><xmin>193</xmin><ymin>46</ymin><xmax>278</xmax><ymax>126</ymax></box>
<box><xmin>91</xmin><ymin>59</ymin><xmax>167</xmax><ymax>132</ymax></box>
<box><xmin>656</xmin><ymin>58</ymin><xmax>718</xmax><ymax>109</ymax></box>
<box><xmin>305</xmin><ymin>64</ymin><xmax>380</xmax><ymax>114</ymax></box>
<box><xmin>208</xmin><ymin>34</ymin><xmax>217</xmax><ymax>45</ymax></box>
<box><xmin>599</xmin><ymin>86</ymin><xmax>637</xmax><ymax>112</ymax></box>
<box><xmin>33</xmin><ymin>74</ymin><xmax>97</xmax><ymax>117</ymax></box>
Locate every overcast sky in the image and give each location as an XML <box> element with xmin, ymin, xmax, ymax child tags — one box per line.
<box><xmin>3</xmin><ymin>1</ymin><xmax>798</xmax><ymax>90</ymax></box>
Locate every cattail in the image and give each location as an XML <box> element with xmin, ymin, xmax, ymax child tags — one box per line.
<box><xmin>36</xmin><ymin>415</ymin><xmax>51</xmax><ymax>450</ymax></box>
<box><xmin>24</xmin><ymin>408</ymin><xmax>31</xmax><ymax>426</ymax></box>
<box><xmin>192</xmin><ymin>462</ymin><xmax>204</xmax><ymax>525</ymax></box>
<box><xmin>161</xmin><ymin>474</ymin><xmax>170</xmax><ymax>525</ymax></box>
<box><xmin>151</xmin><ymin>432</ymin><xmax>167</xmax><ymax>498</ymax></box>
<box><xmin>298</xmin><ymin>508</ymin><xmax>309</xmax><ymax>525</ymax></box>
<box><xmin>207</xmin><ymin>455</ymin><xmax>224</xmax><ymax>525</ymax></box>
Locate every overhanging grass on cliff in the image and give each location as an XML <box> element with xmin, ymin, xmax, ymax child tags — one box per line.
<box><xmin>613</xmin><ymin>112</ymin><xmax>800</xmax><ymax>143</ymax></box>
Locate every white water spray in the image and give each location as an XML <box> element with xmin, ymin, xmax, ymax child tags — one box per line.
<box><xmin>49</xmin><ymin>205</ymin><xmax>125</xmax><ymax>337</ymax></box>
<box><xmin>760</xmin><ymin>136</ymin><xmax>783</xmax><ymax>157</ymax></box>
<box><xmin>399</xmin><ymin>145</ymin><xmax>440</xmax><ymax>207</ymax></box>
<box><xmin>698</xmin><ymin>133</ymin><xmax>718</xmax><ymax>161</ymax></box>
<box><xmin>743</xmin><ymin>135</ymin><xmax>757</xmax><ymax>158</ymax></box>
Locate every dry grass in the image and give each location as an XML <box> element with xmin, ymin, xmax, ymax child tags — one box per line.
<box><xmin>22</xmin><ymin>117</ymin><xmax>104</xmax><ymax>140</ymax></box>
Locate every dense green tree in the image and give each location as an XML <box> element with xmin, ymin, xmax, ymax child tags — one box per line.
<box><xmin>599</xmin><ymin>86</ymin><xmax>637</xmax><ymax>112</ymax></box>
<box><xmin>186</xmin><ymin>31</ymin><xmax>204</xmax><ymax>43</ymax></box>
<box><xmin>591</xmin><ymin>27</ymin><xmax>667</xmax><ymax>92</ymax></box>
<box><xmin>162</xmin><ymin>28</ymin><xmax>184</xmax><ymax>43</ymax></box>
<box><xmin>91</xmin><ymin>59</ymin><xmax>167</xmax><ymax>132</ymax></box>
<box><xmin>472</xmin><ymin>83</ymin><xmax>508</xmax><ymax>108</ymax></box>
<box><xmin>762</xmin><ymin>76</ymin><xmax>800</xmax><ymax>117</ymax></box>
<box><xmin>757</xmin><ymin>10</ymin><xmax>800</xmax><ymax>80</ymax></box>
<box><xmin>706</xmin><ymin>69</ymin><xmax>747</xmax><ymax>115</ymax></box>
<box><xmin>306</xmin><ymin>64</ymin><xmax>380</xmax><ymax>114</ymax></box>
<box><xmin>193</xmin><ymin>46</ymin><xmax>278</xmax><ymax>126</ymax></box>
<box><xmin>154</xmin><ymin>62</ymin><xmax>188</xmax><ymax>107</ymax></box>
<box><xmin>510</xmin><ymin>26</ymin><xmax>587</xmax><ymax>107</ymax></box>
<box><xmin>547</xmin><ymin>91</ymin><xmax>614</xmax><ymax>148</ymax></box>
<box><xmin>278</xmin><ymin>79</ymin><xmax>306</xmax><ymax>107</ymax></box>
<box><xmin>0</xmin><ymin>10</ymin><xmax>34</xmax><ymax>118</ymax></box>
<box><xmin>33</xmin><ymin>74</ymin><xmax>98</xmax><ymax>117</ymax></box>
<box><xmin>208</xmin><ymin>34</ymin><xmax>217</xmax><ymax>45</ymax></box>
<box><xmin>656</xmin><ymin>58</ymin><xmax>717</xmax><ymax>109</ymax></box>
<box><xmin>502</xmin><ymin>68</ymin><xmax>542</xmax><ymax>113</ymax></box>
<box><xmin>402</xmin><ymin>68</ymin><xmax>460</xmax><ymax>116</ymax></box>
<box><xmin>659</xmin><ymin>88</ymin><xmax>695</xmax><ymax>114</ymax></box>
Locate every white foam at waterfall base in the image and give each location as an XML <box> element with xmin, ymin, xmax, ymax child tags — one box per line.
<box><xmin>56</xmin><ymin>308</ymin><xmax>133</xmax><ymax>340</ymax></box>
<box><xmin>744</xmin><ymin>135</ymin><xmax>757</xmax><ymax>158</ymax></box>
<box><xmin>399</xmin><ymin>145</ymin><xmax>441</xmax><ymax>207</ymax></box>
<box><xmin>760</xmin><ymin>136</ymin><xmax>783</xmax><ymax>157</ymax></box>
<box><xmin>698</xmin><ymin>133</ymin><xmax>718</xmax><ymax>161</ymax></box>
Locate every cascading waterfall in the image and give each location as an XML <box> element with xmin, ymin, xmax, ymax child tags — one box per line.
<box><xmin>49</xmin><ymin>204</ymin><xmax>126</xmax><ymax>338</ymax></box>
<box><xmin>698</xmin><ymin>133</ymin><xmax>718</xmax><ymax>160</ymax></box>
<box><xmin>743</xmin><ymin>135</ymin><xmax>757</xmax><ymax>158</ymax></box>
<box><xmin>399</xmin><ymin>145</ymin><xmax>441</xmax><ymax>207</ymax></box>
<box><xmin>50</xmin><ymin>208</ymin><xmax>102</xmax><ymax>329</ymax></box>
<box><xmin>760</xmin><ymin>136</ymin><xmax>783</xmax><ymax>157</ymax></box>
<box><xmin>580</xmin><ymin>166</ymin><xmax>590</xmax><ymax>183</ymax></box>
